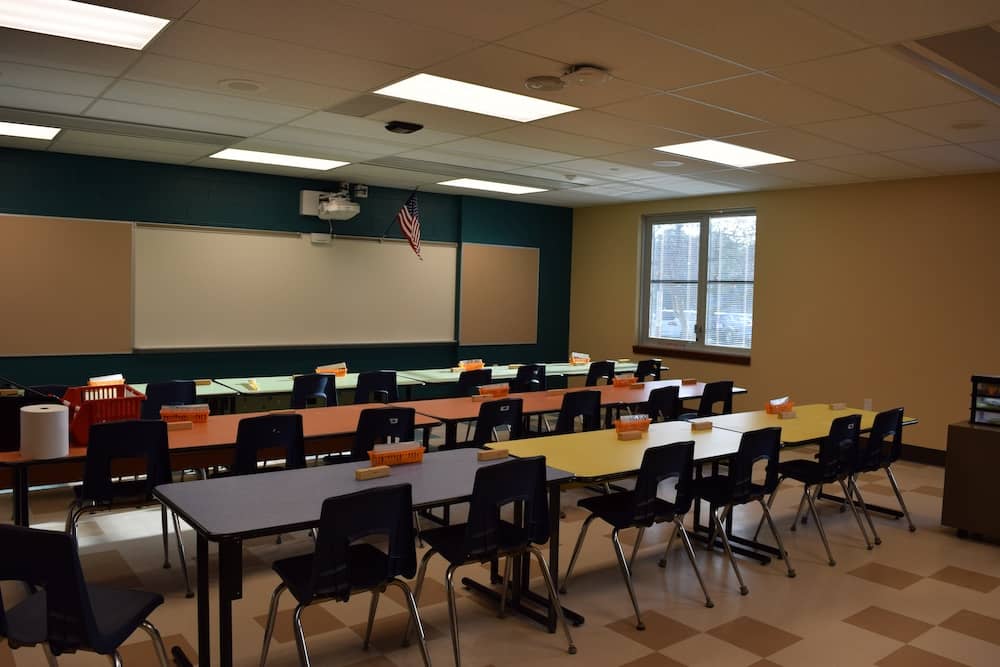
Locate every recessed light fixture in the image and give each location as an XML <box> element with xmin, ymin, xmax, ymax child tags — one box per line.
<box><xmin>653</xmin><ymin>160</ymin><xmax>684</xmax><ymax>168</ymax></box>
<box><xmin>375</xmin><ymin>73</ymin><xmax>577</xmax><ymax>122</ymax></box>
<box><xmin>218</xmin><ymin>79</ymin><xmax>265</xmax><ymax>93</ymax></box>
<box><xmin>0</xmin><ymin>0</ymin><xmax>170</xmax><ymax>50</ymax></box>
<box><xmin>437</xmin><ymin>178</ymin><xmax>547</xmax><ymax>195</ymax></box>
<box><xmin>0</xmin><ymin>120</ymin><xmax>61</xmax><ymax>140</ymax></box>
<box><xmin>654</xmin><ymin>140</ymin><xmax>793</xmax><ymax>168</ymax></box>
<box><xmin>209</xmin><ymin>148</ymin><xmax>348</xmax><ymax>171</ymax></box>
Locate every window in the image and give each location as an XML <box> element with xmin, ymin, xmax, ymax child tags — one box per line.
<box><xmin>639</xmin><ymin>210</ymin><xmax>756</xmax><ymax>357</ymax></box>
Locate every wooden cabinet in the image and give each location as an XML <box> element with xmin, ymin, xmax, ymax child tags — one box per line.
<box><xmin>942</xmin><ymin>422</ymin><xmax>1000</xmax><ymax>539</ymax></box>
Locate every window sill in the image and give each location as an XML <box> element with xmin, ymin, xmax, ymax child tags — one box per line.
<box><xmin>632</xmin><ymin>344</ymin><xmax>751</xmax><ymax>366</ymax></box>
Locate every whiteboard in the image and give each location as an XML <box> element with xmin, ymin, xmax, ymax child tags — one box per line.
<box><xmin>134</xmin><ymin>225</ymin><xmax>456</xmax><ymax>349</ymax></box>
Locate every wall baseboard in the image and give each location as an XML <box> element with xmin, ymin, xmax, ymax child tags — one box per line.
<box><xmin>901</xmin><ymin>444</ymin><xmax>946</xmax><ymax>466</ymax></box>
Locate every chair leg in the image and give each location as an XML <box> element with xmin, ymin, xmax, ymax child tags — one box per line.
<box><xmin>139</xmin><ymin>620</ymin><xmax>170</xmax><ymax>667</ymax></box>
<box><xmin>498</xmin><ymin>555</ymin><xmax>512</xmax><ymax>618</ymax></box>
<box><xmin>65</xmin><ymin>500</ymin><xmax>83</xmax><ymax>536</ymax></box>
<box><xmin>403</xmin><ymin>548</ymin><xmax>436</xmax><ymax>647</ymax></box>
<box><xmin>657</xmin><ymin>520</ymin><xmax>680</xmax><ymax>568</ymax></box>
<box><xmin>838</xmin><ymin>478</ymin><xmax>873</xmax><ymax>549</ymax></box>
<box><xmin>171</xmin><ymin>511</ymin><xmax>193</xmax><ymax>598</ymax></box>
<box><xmin>804</xmin><ymin>485</ymin><xmax>836</xmax><ymax>566</ymax></box>
<box><xmin>629</xmin><ymin>527</ymin><xmax>645</xmax><ymax>570</ymax></box>
<box><xmin>850</xmin><ymin>478</ymin><xmax>881</xmax><ymax>545</ymax></box>
<box><xmin>161</xmin><ymin>504</ymin><xmax>171</xmax><ymax>569</ymax></box>
<box><xmin>41</xmin><ymin>643</ymin><xmax>59</xmax><ymax>667</ymax></box>
<box><xmin>790</xmin><ymin>487</ymin><xmax>809</xmax><ymax>532</ymax></box>
<box><xmin>413</xmin><ymin>510</ymin><xmax>424</xmax><ymax>548</ymax></box>
<box><xmin>674</xmin><ymin>519</ymin><xmax>714</xmax><ymax>607</ymax></box>
<box><xmin>612</xmin><ymin>529</ymin><xmax>645</xmax><ymax>630</ymax></box>
<box><xmin>713</xmin><ymin>506</ymin><xmax>748</xmax><ymax>595</ymax></box>
<box><xmin>528</xmin><ymin>546</ymin><xmax>577</xmax><ymax>655</ymax></box>
<box><xmin>259</xmin><ymin>583</ymin><xmax>287</xmax><ymax>667</ymax></box>
<box><xmin>389</xmin><ymin>579</ymin><xmax>432</xmax><ymax>667</ymax></box>
<box><xmin>885</xmin><ymin>465</ymin><xmax>916</xmax><ymax>532</ymax></box>
<box><xmin>445</xmin><ymin>564</ymin><xmax>462</xmax><ymax>667</ymax></box>
<box><xmin>560</xmin><ymin>513</ymin><xmax>595</xmax><ymax>594</ymax></box>
<box><xmin>752</xmin><ymin>477</ymin><xmax>784</xmax><ymax>542</ymax></box>
<box><xmin>293</xmin><ymin>604</ymin><xmax>312</xmax><ymax>667</ymax></box>
<box><xmin>363</xmin><ymin>589</ymin><xmax>380</xmax><ymax>650</ymax></box>
<box><xmin>757</xmin><ymin>500</ymin><xmax>796</xmax><ymax>578</ymax></box>
<box><xmin>109</xmin><ymin>652</ymin><xmax>123</xmax><ymax>667</ymax></box>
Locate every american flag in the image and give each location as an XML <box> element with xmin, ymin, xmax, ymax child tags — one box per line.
<box><xmin>396</xmin><ymin>192</ymin><xmax>422</xmax><ymax>259</ymax></box>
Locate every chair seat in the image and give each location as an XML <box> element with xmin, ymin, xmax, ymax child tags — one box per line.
<box><xmin>4</xmin><ymin>585</ymin><xmax>163</xmax><ymax>655</ymax></box>
<box><xmin>420</xmin><ymin>521</ymin><xmax>532</xmax><ymax>565</ymax></box>
<box><xmin>690</xmin><ymin>475</ymin><xmax>767</xmax><ymax>506</ymax></box>
<box><xmin>273</xmin><ymin>543</ymin><xmax>389</xmax><ymax>605</ymax></box>
<box><xmin>776</xmin><ymin>459</ymin><xmax>838</xmax><ymax>485</ymax></box>
<box><xmin>577</xmin><ymin>491</ymin><xmax>679</xmax><ymax>529</ymax></box>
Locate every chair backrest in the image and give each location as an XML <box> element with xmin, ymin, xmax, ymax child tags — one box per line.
<box><xmin>647</xmin><ymin>385</ymin><xmax>680</xmax><ymax>422</ymax></box>
<box><xmin>633</xmin><ymin>441</ymin><xmax>695</xmax><ymax>522</ymax></box>
<box><xmin>462</xmin><ymin>456</ymin><xmax>549</xmax><ymax>561</ymax></box>
<box><xmin>29</xmin><ymin>384</ymin><xmax>70</xmax><ymax>400</ymax></box>
<box><xmin>352</xmin><ymin>407</ymin><xmax>416</xmax><ymax>461</ymax></box>
<box><xmin>554</xmin><ymin>390</ymin><xmax>601</xmax><ymax>434</ymax></box>
<box><xmin>863</xmin><ymin>407</ymin><xmax>905</xmax><ymax>468</ymax></box>
<box><xmin>634</xmin><ymin>359</ymin><xmax>662</xmax><ymax>382</ymax></box>
<box><xmin>291</xmin><ymin>373</ymin><xmax>337</xmax><ymax>409</ymax></box>
<box><xmin>232</xmin><ymin>413</ymin><xmax>306</xmax><ymax>475</ymax></box>
<box><xmin>817</xmin><ymin>414</ymin><xmax>862</xmax><ymax>478</ymax></box>
<box><xmin>470</xmin><ymin>398</ymin><xmax>523</xmax><ymax>447</ymax></box>
<box><xmin>0</xmin><ymin>525</ymin><xmax>99</xmax><ymax>654</ymax></box>
<box><xmin>585</xmin><ymin>360</ymin><xmax>615</xmax><ymax>386</ymax></box>
<box><xmin>81</xmin><ymin>420</ymin><xmax>171</xmax><ymax>503</ymax></box>
<box><xmin>728</xmin><ymin>427</ymin><xmax>782</xmax><ymax>501</ymax></box>
<box><xmin>140</xmin><ymin>380</ymin><xmax>197</xmax><ymax>420</ymax></box>
<box><xmin>308</xmin><ymin>484</ymin><xmax>416</xmax><ymax>603</ymax></box>
<box><xmin>354</xmin><ymin>371</ymin><xmax>399</xmax><ymax>404</ymax></box>
<box><xmin>697</xmin><ymin>380</ymin><xmax>734</xmax><ymax>416</ymax></box>
<box><xmin>511</xmin><ymin>364</ymin><xmax>546</xmax><ymax>393</ymax></box>
<box><xmin>456</xmin><ymin>369</ymin><xmax>493</xmax><ymax>397</ymax></box>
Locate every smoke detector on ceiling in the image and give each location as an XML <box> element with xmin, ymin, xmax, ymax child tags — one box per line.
<box><xmin>563</xmin><ymin>64</ymin><xmax>609</xmax><ymax>87</ymax></box>
<box><xmin>524</xmin><ymin>75</ymin><xmax>566</xmax><ymax>92</ymax></box>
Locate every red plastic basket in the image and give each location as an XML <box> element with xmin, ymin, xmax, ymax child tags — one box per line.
<box><xmin>64</xmin><ymin>384</ymin><xmax>146</xmax><ymax>445</ymax></box>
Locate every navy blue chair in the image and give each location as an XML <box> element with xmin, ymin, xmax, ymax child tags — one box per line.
<box><xmin>553</xmin><ymin>390</ymin><xmax>602</xmax><ymax>435</ymax></box>
<box><xmin>226</xmin><ymin>413</ymin><xmax>306</xmax><ymax>476</ymax></box>
<box><xmin>633</xmin><ymin>359</ymin><xmax>662</xmax><ymax>382</ymax></box>
<box><xmin>291</xmin><ymin>373</ymin><xmax>337</xmax><ymax>409</ymax></box>
<box><xmin>351</xmin><ymin>407</ymin><xmax>416</xmax><ymax>462</ymax></box>
<box><xmin>854</xmin><ymin>407</ymin><xmax>913</xmax><ymax>531</ymax></box>
<box><xmin>354</xmin><ymin>371</ymin><xmax>399</xmax><ymax>404</ymax></box>
<box><xmin>644</xmin><ymin>385</ymin><xmax>681</xmax><ymax>422</ymax></box>
<box><xmin>585</xmin><ymin>361</ymin><xmax>615</xmax><ymax>387</ymax></box>
<box><xmin>469</xmin><ymin>397</ymin><xmax>523</xmax><ymax>449</ymax></box>
<box><xmin>140</xmin><ymin>380</ymin><xmax>197</xmax><ymax>420</ymax></box>
<box><xmin>510</xmin><ymin>364</ymin><xmax>546</xmax><ymax>393</ymax></box>
<box><xmin>456</xmin><ymin>368</ymin><xmax>492</xmax><ymax>397</ymax></box>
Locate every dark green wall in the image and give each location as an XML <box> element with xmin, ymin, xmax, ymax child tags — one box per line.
<box><xmin>0</xmin><ymin>148</ymin><xmax>572</xmax><ymax>386</ymax></box>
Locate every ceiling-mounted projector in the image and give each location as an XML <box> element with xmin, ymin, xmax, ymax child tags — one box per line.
<box><xmin>317</xmin><ymin>193</ymin><xmax>360</xmax><ymax>220</ymax></box>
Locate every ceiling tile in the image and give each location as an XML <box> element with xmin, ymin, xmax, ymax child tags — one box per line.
<box><xmin>773</xmin><ymin>47</ymin><xmax>973</xmax><ymax>113</ymax></box>
<box><xmin>752</xmin><ymin>161</ymin><xmax>866</xmax><ymax>185</ymax></box>
<box><xmin>0</xmin><ymin>28</ymin><xmax>139</xmax><ymax>77</ymax></box>
<box><xmin>148</xmin><ymin>21</ymin><xmax>410</xmax><ymax>91</ymax></box>
<box><xmin>599</xmin><ymin>94</ymin><xmax>770</xmax><ymax>137</ymax></box>
<box><xmin>95</xmin><ymin>0</ymin><xmax>199</xmax><ymax>18</ymax></box>
<box><xmin>481</xmin><ymin>125</ymin><xmax>633</xmax><ymax>157</ymax></box>
<box><xmin>51</xmin><ymin>129</ymin><xmax>220</xmax><ymax>159</ymax></box>
<box><xmin>542</xmin><ymin>158</ymin><xmax>666</xmax><ymax>181</ymax></box>
<box><xmin>505</xmin><ymin>165</ymin><xmax>611</xmax><ymax>186</ymax></box>
<box><xmin>500</xmin><ymin>12</ymin><xmax>747</xmax><ymax>91</ymax></box>
<box><xmin>633</xmin><ymin>175</ymin><xmax>741</xmax><ymax>195</ymax></box>
<box><xmin>51</xmin><ymin>145</ymin><xmax>195</xmax><ymax>165</ymax></box>
<box><xmin>812</xmin><ymin>153</ymin><xmax>935</xmax><ymax>179</ymax></box>
<box><xmin>429</xmin><ymin>137</ymin><xmax>576</xmax><ymax>164</ymax></box>
<box><xmin>367</xmin><ymin>102</ymin><xmax>517</xmax><ymax>136</ymax></box>
<box><xmin>250</xmin><ymin>127</ymin><xmax>412</xmax><ymax>161</ymax></box>
<box><xmin>790</xmin><ymin>0</ymin><xmax>1000</xmax><ymax>44</ymax></box>
<box><xmin>677</xmin><ymin>74</ymin><xmax>866</xmax><ymax>125</ymax></box>
<box><xmin>427</xmin><ymin>44</ymin><xmax>651</xmax><ymax>109</ymax></box>
<box><xmin>291</xmin><ymin>112</ymin><xmax>462</xmax><ymax>146</ymax></box>
<box><xmin>886</xmin><ymin>100</ymin><xmax>1000</xmax><ymax>143</ymax></box>
<box><xmin>533</xmin><ymin>110</ymin><xmax>696</xmax><ymax>147</ymax></box>
<box><xmin>885</xmin><ymin>144</ymin><xmax>1000</xmax><ymax>172</ymax></box>
<box><xmin>595</xmin><ymin>0</ymin><xmax>868</xmax><ymax>68</ymax></box>
<box><xmin>338</xmin><ymin>0</ymin><xmax>582</xmax><ymax>42</ymax></box>
<box><xmin>0</xmin><ymin>86</ymin><xmax>93</xmax><ymax>114</ymax></box>
<box><xmin>703</xmin><ymin>169</ymin><xmax>801</xmax><ymax>189</ymax></box>
<box><xmin>0</xmin><ymin>61</ymin><xmax>113</xmax><ymax>98</ymax></box>
<box><xmin>392</xmin><ymin>148</ymin><xmax>532</xmax><ymax>172</ymax></box>
<box><xmin>321</xmin><ymin>162</ymin><xmax>456</xmax><ymax>188</ymax></box>
<box><xmin>102</xmin><ymin>80</ymin><xmax>310</xmax><ymax>124</ymax></box>
<box><xmin>0</xmin><ymin>135</ymin><xmax>53</xmax><ymax>150</ymax></box>
<box><xmin>963</xmin><ymin>139</ymin><xmax>1000</xmax><ymax>160</ymax></box>
<box><xmin>515</xmin><ymin>189</ymin><xmax>618</xmax><ymax>207</ymax></box>
<box><xmin>85</xmin><ymin>100</ymin><xmax>274</xmax><ymax>137</ymax></box>
<box><xmin>724</xmin><ymin>128</ymin><xmax>859</xmax><ymax>160</ymax></box>
<box><xmin>185</xmin><ymin>0</ymin><xmax>482</xmax><ymax>69</ymax></box>
<box><xmin>598</xmin><ymin>149</ymin><xmax>726</xmax><ymax>175</ymax></box>
<box><xmin>126</xmin><ymin>54</ymin><xmax>357</xmax><ymax>110</ymax></box>
<box><xmin>799</xmin><ymin>115</ymin><xmax>946</xmax><ymax>152</ymax></box>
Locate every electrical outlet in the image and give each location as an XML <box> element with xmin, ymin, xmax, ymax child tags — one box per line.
<box><xmin>863</xmin><ymin>398</ymin><xmax>873</xmax><ymax>411</ymax></box>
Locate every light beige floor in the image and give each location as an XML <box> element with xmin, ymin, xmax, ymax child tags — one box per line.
<box><xmin>2</xmin><ymin>443</ymin><xmax>998</xmax><ymax>667</ymax></box>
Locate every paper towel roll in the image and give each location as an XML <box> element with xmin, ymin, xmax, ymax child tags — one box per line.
<box><xmin>20</xmin><ymin>404</ymin><xmax>70</xmax><ymax>460</ymax></box>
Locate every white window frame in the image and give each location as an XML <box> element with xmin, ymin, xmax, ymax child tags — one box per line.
<box><xmin>637</xmin><ymin>209</ymin><xmax>756</xmax><ymax>357</ymax></box>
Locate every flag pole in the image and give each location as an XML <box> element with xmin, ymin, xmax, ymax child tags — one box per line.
<box><xmin>379</xmin><ymin>187</ymin><xmax>420</xmax><ymax>241</ymax></box>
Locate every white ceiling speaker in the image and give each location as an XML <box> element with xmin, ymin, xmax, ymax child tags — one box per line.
<box><xmin>563</xmin><ymin>64</ymin><xmax>610</xmax><ymax>87</ymax></box>
<box><xmin>524</xmin><ymin>75</ymin><xmax>566</xmax><ymax>92</ymax></box>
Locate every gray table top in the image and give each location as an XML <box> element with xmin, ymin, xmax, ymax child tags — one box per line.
<box><xmin>154</xmin><ymin>448</ymin><xmax>572</xmax><ymax>541</ymax></box>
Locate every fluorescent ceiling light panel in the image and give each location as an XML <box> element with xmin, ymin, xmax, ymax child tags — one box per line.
<box><xmin>654</xmin><ymin>140</ymin><xmax>794</xmax><ymax>168</ymax></box>
<box><xmin>210</xmin><ymin>148</ymin><xmax>348</xmax><ymax>171</ymax></box>
<box><xmin>437</xmin><ymin>178</ymin><xmax>547</xmax><ymax>195</ymax></box>
<box><xmin>375</xmin><ymin>73</ymin><xmax>578</xmax><ymax>122</ymax></box>
<box><xmin>0</xmin><ymin>120</ymin><xmax>60</xmax><ymax>140</ymax></box>
<box><xmin>0</xmin><ymin>0</ymin><xmax>170</xmax><ymax>50</ymax></box>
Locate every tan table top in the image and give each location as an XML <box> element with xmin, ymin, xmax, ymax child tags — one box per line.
<box><xmin>692</xmin><ymin>404</ymin><xmax>918</xmax><ymax>444</ymax></box>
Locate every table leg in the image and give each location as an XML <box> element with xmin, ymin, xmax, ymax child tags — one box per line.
<box><xmin>197</xmin><ymin>534</ymin><xmax>211</xmax><ymax>667</ymax></box>
<box><xmin>445</xmin><ymin>421</ymin><xmax>457</xmax><ymax>448</ymax></box>
<box><xmin>817</xmin><ymin>491</ymin><xmax>904</xmax><ymax>519</ymax></box>
<box><xmin>13</xmin><ymin>465</ymin><xmax>30</xmax><ymax>527</ymax></box>
<box><xmin>218</xmin><ymin>539</ymin><xmax>242</xmax><ymax>667</ymax></box>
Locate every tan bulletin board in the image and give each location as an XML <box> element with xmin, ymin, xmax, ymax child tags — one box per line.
<box><xmin>0</xmin><ymin>214</ymin><xmax>133</xmax><ymax>356</ymax></box>
<box><xmin>459</xmin><ymin>243</ymin><xmax>539</xmax><ymax>345</ymax></box>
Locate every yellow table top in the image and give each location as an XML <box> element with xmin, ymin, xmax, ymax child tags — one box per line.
<box><xmin>692</xmin><ymin>404</ymin><xmax>918</xmax><ymax>444</ymax></box>
<box><xmin>492</xmin><ymin>421</ymin><xmax>743</xmax><ymax>481</ymax></box>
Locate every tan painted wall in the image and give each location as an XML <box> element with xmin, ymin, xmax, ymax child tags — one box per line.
<box><xmin>570</xmin><ymin>172</ymin><xmax>1000</xmax><ymax>450</ymax></box>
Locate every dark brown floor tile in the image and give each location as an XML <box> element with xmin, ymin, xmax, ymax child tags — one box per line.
<box><xmin>876</xmin><ymin>645</ymin><xmax>970</xmax><ymax>667</ymax></box>
<box><xmin>344</xmin><ymin>656</ymin><xmax>398</xmax><ymax>667</ymax></box>
<box><xmin>911</xmin><ymin>486</ymin><xmax>944</xmax><ymax>498</ymax></box>
<box><xmin>119</xmin><ymin>633</ymin><xmax>195</xmax><ymax>665</ymax></box>
<box><xmin>938</xmin><ymin>609</ymin><xmax>1000</xmax><ymax>646</ymax></box>
<box><xmin>385</xmin><ymin>576</ymin><xmax>452</xmax><ymax>608</ymax></box>
<box><xmin>843</xmin><ymin>605</ymin><xmax>933</xmax><ymax>642</ymax></box>
<box><xmin>80</xmin><ymin>548</ymin><xmax>144</xmax><ymax>590</ymax></box>
<box><xmin>848</xmin><ymin>562</ymin><xmax>923</xmax><ymax>590</ymax></box>
<box><xmin>349</xmin><ymin>610</ymin><xmax>444</xmax><ymax>650</ymax></box>
<box><xmin>707</xmin><ymin>617</ymin><xmax>802</xmax><ymax>657</ymax></box>
<box><xmin>860</xmin><ymin>483</ymin><xmax>897</xmax><ymax>497</ymax></box>
<box><xmin>621</xmin><ymin>653</ymin><xmax>688</xmax><ymax>667</ymax></box>
<box><xmin>929</xmin><ymin>566</ymin><xmax>1000</xmax><ymax>593</ymax></box>
<box><xmin>253</xmin><ymin>604</ymin><xmax>345</xmax><ymax>643</ymax></box>
<box><xmin>561</xmin><ymin>505</ymin><xmax>590</xmax><ymax>522</ymax></box>
<box><xmin>747</xmin><ymin>662</ymin><xmax>783</xmax><ymax>667</ymax></box>
<box><xmin>0</xmin><ymin>641</ymin><xmax>15</xmax><ymax>667</ymax></box>
<box><xmin>606</xmin><ymin>610</ymin><xmax>699</xmax><ymax>650</ymax></box>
